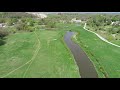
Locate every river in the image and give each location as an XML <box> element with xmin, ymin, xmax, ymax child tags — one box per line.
<box><xmin>64</xmin><ymin>31</ymin><xmax>98</xmax><ymax>78</ymax></box>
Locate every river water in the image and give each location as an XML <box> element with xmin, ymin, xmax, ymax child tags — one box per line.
<box><xmin>64</xmin><ymin>31</ymin><xmax>98</xmax><ymax>78</ymax></box>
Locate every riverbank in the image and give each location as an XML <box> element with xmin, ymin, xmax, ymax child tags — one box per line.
<box><xmin>72</xmin><ymin>25</ymin><xmax>120</xmax><ymax>78</ymax></box>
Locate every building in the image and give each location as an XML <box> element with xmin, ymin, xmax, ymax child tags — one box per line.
<box><xmin>0</xmin><ymin>23</ymin><xmax>6</xmax><ymax>27</ymax></box>
<box><xmin>111</xmin><ymin>21</ymin><xmax>120</xmax><ymax>26</ymax></box>
<box><xmin>71</xmin><ymin>18</ymin><xmax>82</xmax><ymax>23</ymax></box>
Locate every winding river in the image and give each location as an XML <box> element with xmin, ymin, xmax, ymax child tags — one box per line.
<box><xmin>64</xmin><ymin>31</ymin><xmax>98</xmax><ymax>78</ymax></box>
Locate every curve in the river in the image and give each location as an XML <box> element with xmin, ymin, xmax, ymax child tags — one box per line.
<box><xmin>64</xmin><ymin>31</ymin><xmax>98</xmax><ymax>78</ymax></box>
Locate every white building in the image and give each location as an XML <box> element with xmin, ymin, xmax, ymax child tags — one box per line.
<box><xmin>111</xmin><ymin>21</ymin><xmax>120</xmax><ymax>26</ymax></box>
<box><xmin>71</xmin><ymin>18</ymin><xmax>82</xmax><ymax>23</ymax></box>
<box><xmin>0</xmin><ymin>23</ymin><xmax>6</xmax><ymax>27</ymax></box>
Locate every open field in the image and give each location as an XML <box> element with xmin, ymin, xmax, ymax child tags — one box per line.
<box><xmin>1</xmin><ymin>22</ymin><xmax>120</xmax><ymax>78</ymax></box>
<box><xmin>1</xmin><ymin>12</ymin><xmax>120</xmax><ymax>78</ymax></box>
<box><xmin>0</xmin><ymin>29</ymin><xmax>80</xmax><ymax>78</ymax></box>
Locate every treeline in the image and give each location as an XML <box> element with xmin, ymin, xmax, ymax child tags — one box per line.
<box><xmin>1</xmin><ymin>12</ymin><xmax>120</xmax><ymax>45</ymax></box>
<box><xmin>0</xmin><ymin>12</ymin><xmax>37</xmax><ymax>45</ymax></box>
<box><xmin>0</xmin><ymin>12</ymin><xmax>88</xmax><ymax>45</ymax></box>
<box><xmin>86</xmin><ymin>14</ymin><xmax>120</xmax><ymax>34</ymax></box>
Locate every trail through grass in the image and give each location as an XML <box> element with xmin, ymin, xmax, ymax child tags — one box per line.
<box><xmin>0</xmin><ymin>29</ymin><xmax>80</xmax><ymax>78</ymax></box>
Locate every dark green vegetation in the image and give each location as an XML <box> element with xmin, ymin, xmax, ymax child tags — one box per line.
<box><xmin>0</xmin><ymin>28</ymin><xmax>9</xmax><ymax>45</ymax></box>
<box><xmin>0</xmin><ymin>12</ymin><xmax>120</xmax><ymax>78</ymax></box>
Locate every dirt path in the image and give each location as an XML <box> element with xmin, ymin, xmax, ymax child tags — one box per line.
<box><xmin>83</xmin><ymin>23</ymin><xmax>120</xmax><ymax>48</ymax></box>
<box><xmin>1</xmin><ymin>31</ymin><xmax>41</xmax><ymax>78</ymax></box>
<box><xmin>22</xmin><ymin>32</ymin><xmax>41</xmax><ymax>78</ymax></box>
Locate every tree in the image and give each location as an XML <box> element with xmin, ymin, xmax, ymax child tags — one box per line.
<box><xmin>109</xmin><ymin>28</ymin><xmax>120</xmax><ymax>34</ymax></box>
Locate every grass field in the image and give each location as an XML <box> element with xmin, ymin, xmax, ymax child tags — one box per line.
<box><xmin>71</xmin><ymin>25</ymin><xmax>120</xmax><ymax>78</ymax></box>
<box><xmin>1</xmin><ymin>22</ymin><xmax>120</xmax><ymax>78</ymax></box>
<box><xmin>0</xmin><ymin>29</ymin><xmax>80</xmax><ymax>78</ymax></box>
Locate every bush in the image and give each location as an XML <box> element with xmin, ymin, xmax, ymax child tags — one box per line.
<box><xmin>26</xmin><ymin>26</ymin><xmax>34</xmax><ymax>32</ymax></box>
<box><xmin>46</xmin><ymin>22</ymin><xmax>56</xmax><ymax>28</ymax></box>
<box><xmin>8</xmin><ymin>27</ymin><xmax>17</xmax><ymax>34</ymax></box>
<box><xmin>109</xmin><ymin>28</ymin><xmax>119</xmax><ymax>34</ymax></box>
<box><xmin>15</xmin><ymin>21</ymin><xmax>28</xmax><ymax>31</ymax></box>
<box><xmin>0</xmin><ymin>28</ymin><xmax>9</xmax><ymax>38</ymax></box>
<box><xmin>16</xmin><ymin>23</ymin><xmax>24</xmax><ymax>31</ymax></box>
<box><xmin>0</xmin><ymin>18</ymin><xmax>6</xmax><ymax>23</ymax></box>
<box><xmin>107</xmin><ymin>34</ymin><xmax>114</xmax><ymax>41</ymax></box>
<box><xmin>7</xmin><ymin>18</ymin><xmax>18</xmax><ymax>26</ymax></box>
<box><xmin>37</xmin><ymin>19</ymin><xmax>44</xmax><ymax>25</ymax></box>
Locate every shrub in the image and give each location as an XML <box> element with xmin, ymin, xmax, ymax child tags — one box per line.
<box><xmin>107</xmin><ymin>34</ymin><xmax>114</xmax><ymax>41</ymax></box>
<box><xmin>109</xmin><ymin>28</ymin><xmax>119</xmax><ymax>34</ymax></box>
<box><xmin>15</xmin><ymin>21</ymin><xmax>29</xmax><ymax>31</ymax></box>
<box><xmin>26</xmin><ymin>26</ymin><xmax>34</xmax><ymax>32</ymax></box>
<box><xmin>0</xmin><ymin>28</ymin><xmax>9</xmax><ymax>38</ymax></box>
<box><xmin>0</xmin><ymin>18</ymin><xmax>6</xmax><ymax>23</ymax></box>
<box><xmin>46</xmin><ymin>22</ymin><xmax>56</xmax><ymax>28</ymax></box>
<box><xmin>9</xmin><ymin>27</ymin><xmax>17</xmax><ymax>34</ymax></box>
<box><xmin>7</xmin><ymin>18</ymin><xmax>18</xmax><ymax>26</ymax></box>
<box><xmin>37</xmin><ymin>19</ymin><xmax>44</xmax><ymax>25</ymax></box>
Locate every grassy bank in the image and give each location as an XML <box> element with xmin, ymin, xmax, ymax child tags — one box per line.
<box><xmin>72</xmin><ymin>25</ymin><xmax>120</xmax><ymax>78</ymax></box>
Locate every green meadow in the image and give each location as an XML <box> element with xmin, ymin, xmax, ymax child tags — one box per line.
<box><xmin>0</xmin><ymin>29</ymin><xmax>80</xmax><ymax>78</ymax></box>
<box><xmin>0</xmin><ymin>12</ymin><xmax>120</xmax><ymax>78</ymax></box>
